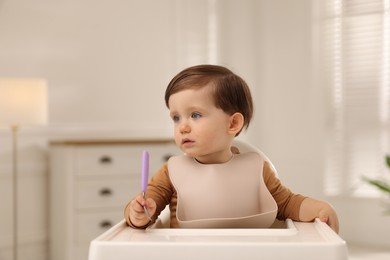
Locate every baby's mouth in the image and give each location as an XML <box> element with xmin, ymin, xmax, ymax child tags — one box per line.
<box><xmin>182</xmin><ymin>138</ymin><xmax>194</xmax><ymax>145</ymax></box>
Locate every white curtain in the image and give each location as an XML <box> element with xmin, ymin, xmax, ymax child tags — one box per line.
<box><xmin>321</xmin><ymin>0</ymin><xmax>390</xmax><ymax>196</ymax></box>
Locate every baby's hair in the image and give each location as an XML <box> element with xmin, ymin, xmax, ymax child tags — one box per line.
<box><xmin>164</xmin><ymin>64</ymin><xmax>253</xmax><ymax>134</ymax></box>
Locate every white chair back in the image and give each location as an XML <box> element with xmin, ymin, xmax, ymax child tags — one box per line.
<box><xmin>232</xmin><ymin>139</ymin><xmax>278</xmax><ymax>178</ymax></box>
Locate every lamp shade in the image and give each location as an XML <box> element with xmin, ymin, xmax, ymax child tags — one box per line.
<box><xmin>0</xmin><ymin>78</ymin><xmax>48</xmax><ymax>127</ymax></box>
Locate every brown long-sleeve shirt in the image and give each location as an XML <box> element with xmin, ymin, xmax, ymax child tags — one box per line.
<box><xmin>124</xmin><ymin>159</ymin><xmax>306</xmax><ymax>228</ymax></box>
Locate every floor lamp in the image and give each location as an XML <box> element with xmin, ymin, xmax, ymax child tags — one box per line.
<box><xmin>0</xmin><ymin>79</ymin><xmax>48</xmax><ymax>260</ymax></box>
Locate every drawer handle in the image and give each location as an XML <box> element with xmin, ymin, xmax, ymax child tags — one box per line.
<box><xmin>99</xmin><ymin>188</ymin><xmax>112</xmax><ymax>196</ymax></box>
<box><xmin>100</xmin><ymin>220</ymin><xmax>113</xmax><ymax>229</ymax></box>
<box><xmin>99</xmin><ymin>156</ymin><xmax>112</xmax><ymax>164</ymax></box>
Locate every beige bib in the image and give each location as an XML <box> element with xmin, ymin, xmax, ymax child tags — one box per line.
<box><xmin>168</xmin><ymin>152</ymin><xmax>277</xmax><ymax>228</ymax></box>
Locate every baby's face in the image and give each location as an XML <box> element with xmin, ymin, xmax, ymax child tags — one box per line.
<box><xmin>168</xmin><ymin>87</ymin><xmax>234</xmax><ymax>164</ymax></box>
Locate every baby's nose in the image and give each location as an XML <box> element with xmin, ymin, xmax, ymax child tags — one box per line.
<box><xmin>179</xmin><ymin>122</ymin><xmax>191</xmax><ymax>133</ymax></box>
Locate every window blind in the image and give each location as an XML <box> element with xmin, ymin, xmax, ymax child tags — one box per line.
<box><xmin>322</xmin><ymin>0</ymin><xmax>390</xmax><ymax>196</ymax></box>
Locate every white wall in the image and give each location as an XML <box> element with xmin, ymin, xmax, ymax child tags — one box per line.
<box><xmin>0</xmin><ymin>0</ymin><xmax>388</xmax><ymax>257</ymax></box>
<box><xmin>0</xmin><ymin>0</ymin><xmax>179</xmax><ymax>137</ymax></box>
<box><xmin>251</xmin><ymin>0</ymin><xmax>324</xmax><ymax>197</ymax></box>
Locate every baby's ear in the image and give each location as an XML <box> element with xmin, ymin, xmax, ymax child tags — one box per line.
<box><xmin>228</xmin><ymin>113</ymin><xmax>244</xmax><ymax>136</ymax></box>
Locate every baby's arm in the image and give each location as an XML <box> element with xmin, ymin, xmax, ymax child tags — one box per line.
<box><xmin>124</xmin><ymin>194</ymin><xmax>157</xmax><ymax>228</ymax></box>
<box><xmin>299</xmin><ymin>197</ymin><xmax>339</xmax><ymax>233</ymax></box>
<box><xmin>124</xmin><ymin>163</ymin><xmax>173</xmax><ymax>228</ymax></box>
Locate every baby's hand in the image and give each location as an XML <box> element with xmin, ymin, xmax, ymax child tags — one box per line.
<box><xmin>128</xmin><ymin>194</ymin><xmax>157</xmax><ymax>228</ymax></box>
<box><xmin>317</xmin><ymin>207</ymin><xmax>339</xmax><ymax>233</ymax></box>
<box><xmin>299</xmin><ymin>198</ymin><xmax>339</xmax><ymax>233</ymax></box>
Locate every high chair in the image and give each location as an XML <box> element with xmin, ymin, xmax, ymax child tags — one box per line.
<box><xmin>88</xmin><ymin>140</ymin><xmax>348</xmax><ymax>260</ymax></box>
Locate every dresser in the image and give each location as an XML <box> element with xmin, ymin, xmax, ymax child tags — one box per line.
<box><xmin>49</xmin><ymin>139</ymin><xmax>179</xmax><ymax>260</ymax></box>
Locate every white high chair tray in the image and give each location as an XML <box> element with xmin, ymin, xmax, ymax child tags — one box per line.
<box><xmin>88</xmin><ymin>218</ymin><xmax>348</xmax><ymax>260</ymax></box>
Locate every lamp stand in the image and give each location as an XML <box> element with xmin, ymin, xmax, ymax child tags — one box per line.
<box><xmin>11</xmin><ymin>125</ymin><xmax>19</xmax><ymax>260</ymax></box>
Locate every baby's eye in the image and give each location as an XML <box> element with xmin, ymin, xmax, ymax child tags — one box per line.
<box><xmin>172</xmin><ymin>115</ymin><xmax>180</xmax><ymax>122</ymax></box>
<box><xmin>191</xmin><ymin>112</ymin><xmax>202</xmax><ymax>119</ymax></box>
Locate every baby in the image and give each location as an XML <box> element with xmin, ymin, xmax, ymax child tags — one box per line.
<box><xmin>124</xmin><ymin>64</ymin><xmax>339</xmax><ymax>232</ymax></box>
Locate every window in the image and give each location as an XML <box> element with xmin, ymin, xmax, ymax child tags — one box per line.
<box><xmin>321</xmin><ymin>0</ymin><xmax>390</xmax><ymax>196</ymax></box>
